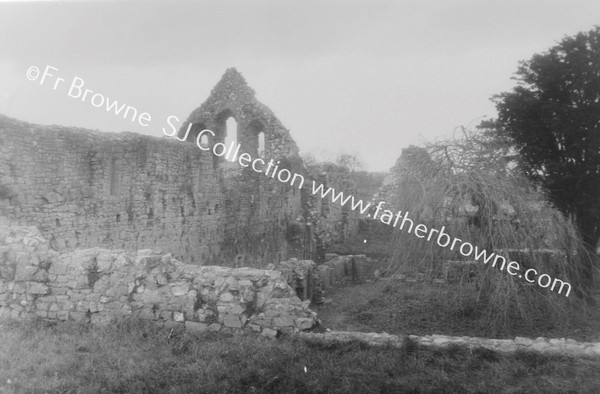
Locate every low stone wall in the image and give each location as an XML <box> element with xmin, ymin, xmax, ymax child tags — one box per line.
<box><xmin>270</xmin><ymin>254</ymin><xmax>377</xmax><ymax>305</ymax></box>
<box><xmin>319</xmin><ymin>254</ymin><xmax>375</xmax><ymax>288</ymax></box>
<box><xmin>298</xmin><ymin>331</ymin><xmax>600</xmax><ymax>358</ymax></box>
<box><xmin>0</xmin><ymin>220</ymin><xmax>317</xmax><ymax>337</ymax></box>
<box><xmin>269</xmin><ymin>259</ymin><xmax>317</xmax><ymax>302</ymax></box>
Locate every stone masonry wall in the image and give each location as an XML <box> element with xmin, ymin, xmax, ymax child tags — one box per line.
<box><xmin>0</xmin><ymin>114</ymin><xmax>303</xmax><ymax>266</ymax></box>
<box><xmin>271</xmin><ymin>254</ymin><xmax>378</xmax><ymax>306</ymax></box>
<box><xmin>0</xmin><ymin>68</ymin><xmax>358</xmax><ymax>266</ymax></box>
<box><xmin>0</xmin><ymin>220</ymin><xmax>317</xmax><ymax>336</ymax></box>
<box><xmin>0</xmin><ymin>116</ymin><xmax>220</xmax><ymax>264</ymax></box>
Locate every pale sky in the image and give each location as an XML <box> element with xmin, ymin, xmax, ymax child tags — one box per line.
<box><xmin>0</xmin><ymin>0</ymin><xmax>598</xmax><ymax>171</ymax></box>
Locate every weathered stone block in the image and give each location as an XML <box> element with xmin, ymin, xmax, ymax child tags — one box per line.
<box><xmin>91</xmin><ymin>314</ymin><xmax>112</xmax><ymax>325</ymax></box>
<box><xmin>513</xmin><ymin>337</ymin><xmax>533</xmax><ymax>347</ymax></box>
<box><xmin>173</xmin><ymin>311</ymin><xmax>185</xmax><ymax>322</ymax></box>
<box><xmin>48</xmin><ymin>260</ymin><xmax>69</xmax><ymax>275</ymax></box>
<box><xmin>185</xmin><ymin>321</ymin><xmax>208</xmax><ymax>334</ymax></box>
<box><xmin>42</xmin><ymin>191</ymin><xmax>64</xmax><ymax>204</ymax></box>
<box><xmin>29</xmin><ymin>283</ymin><xmax>50</xmax><ymax>295</ymax></box>
<box><xmin>295</xmin><ymin>317</ymin><xmax>314</xmax><ymax>330</ymax></box>
<box><xmin>96</xmin><ymin>253</ymin><xmax>113</xmax><ymax>272</ymax></box>
<box><xmin>261</xmin><ymin>328</ymin><xmax>278</xmax><ymax>339</ymax></box>
<box><xmin>160</xmin><ymin>310</ymin><xmax>172</xmax><ymax>320</ymax></box>
<box><xmin>273</xmin><ymin>316</ymin><xmax>294</xmax><ymax>327</ymax></box>
<box><xmin>223</xmin><ymin>315</ymin><xmax>242</xmax><ymax>328</ymax></box>
<box><xmin>33</xmin><ymin>269</ymin><xmax>48</xmax><ymax>282</ymax></box>
<box><xmin>69</xmin><ymin>311</ymin><xmax>86</xmax><ymax>322</ymax></box>
<box><xmin>219</xmin><ymin>292</ymin><xmax>234</xmax><ymax>302</ymax></box>
<box><xmin>171</xmin><ymin>283</ymin><xmax>189</xmax><ymax>296</ymax></box>
<box><xmin>56</xmin><ymin>310</ymin><xmax>69</xmax><ymax>320</ymax></box>
<box><xmin>13</xmin><ymin>252</ymin><xmax>31</xmax><ymax>265</ymax></box>
<box><xmin>156</xmin><ymin>274</ymin><xmax>168</xmax><ymax>286</ymax></box>
<box><xmin>14</xmin><ymin>265</ymin><xmax>37</xmax><ymax>281</ymax></box>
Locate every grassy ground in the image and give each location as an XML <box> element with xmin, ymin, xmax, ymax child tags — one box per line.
<box><xmin>1</xmin><ymin>318</ymin><xmax>600</xmax><ymax>393</ymax></box>
<box><xmin>313</xmin><ymin>280</ymin><xmax>600</xmax><ymax>342</ymax></box>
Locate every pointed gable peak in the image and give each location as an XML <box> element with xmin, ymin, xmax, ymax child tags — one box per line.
<box><xmin>210</xmin><ymin>67</ymin><xmax>255</xmax><ymax>100</ymax></box>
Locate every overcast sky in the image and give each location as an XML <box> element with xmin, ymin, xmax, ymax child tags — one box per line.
<box><xmin>0</xmin><ymin>1</ymin><xmax>598</xmax><ymax>171</ymax></box>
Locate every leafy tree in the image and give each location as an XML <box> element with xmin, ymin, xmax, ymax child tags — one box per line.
<box><xmin>488</xmin><ymin>26</ymin><xmax>600</xmax><ymax>288</ymax></box>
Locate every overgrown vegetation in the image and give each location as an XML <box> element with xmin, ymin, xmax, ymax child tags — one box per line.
<box><xmin>374</xmin><ymin>127</ymin><xmax>596</xmax><ymax>335</ymax></box>
<box><xmin>2</xmin><ymin>318</ymin><xmax>600</xmax><ymax>393</ymax></box>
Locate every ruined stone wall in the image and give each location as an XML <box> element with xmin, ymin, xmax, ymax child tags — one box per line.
<box><xmin>0</xmin><ymin>220</ymin><xmax>317</xmax><ymax>336</ymax></box>
<box><xmin>177</xmin><ymin>68</ymin><xmax>309</xmax><ymax>264</ymax></box>
<box><xmin>271</xmin><ymin>254</ymin><xmax>378</xmax><ymax>306</ymax></box>
<box><xmin>0</xmin><ymin>116</ymin><xmax>214</xmax><ymax>263</ymax></box>
<box><xmin>0</xmin><ymin>114</ymin><xmax>303</xmax><ymax>265</ymax></box>
<box><xmin>0</xmin><ymin>68</ymin><xmax>357</xmax><ymax>266</ymax></box>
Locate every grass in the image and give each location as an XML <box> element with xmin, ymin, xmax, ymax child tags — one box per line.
<box><xmin>314</xmin><ymin>280</ymin><xmax>600</xmax><ymax>341</ymax></box>
<box><xmin>1</xmin><ymin>318</ymin><xmax>600</xmax><ymax>393</ymax></box>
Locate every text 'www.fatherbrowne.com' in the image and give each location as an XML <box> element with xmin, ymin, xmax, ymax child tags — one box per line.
<box><xmin>169</xmin><ymin>125</ymin><xmax>573</xmax><ymax>298</ymax></box>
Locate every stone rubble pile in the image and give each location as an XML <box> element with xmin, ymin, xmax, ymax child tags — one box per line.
<box><xmin>0</xmin><ymin>220</ymin><xmax>317</xmax><ymax>337</ymax></box>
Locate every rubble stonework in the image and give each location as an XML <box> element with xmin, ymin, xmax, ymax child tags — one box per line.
<box><xmin>0</xmin><ymin>68</ymin><xmax>357</xmax><ymax>265</ymax></box>
<box><xmin>271</xmin><ymin>254</ymin><xmax>378</xmax><ymax>305</ymax></box>
<box><xmin>0</xmin><ymin>220</ymin><xmax>317</xmax><ymax>335</ymax></box>
<box><xmin>179</xmin><ymin>68</ymin><xmax>300</xmax><ymax>160</ymax></box>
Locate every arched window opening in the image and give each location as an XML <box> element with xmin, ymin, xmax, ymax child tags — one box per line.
<box><xmin>224</xmin><ymin>117</ymin><xmax>238</xmax><ymax>162</ymax></box>
<box><xmin>249</xmin><ymin>120</ymin><xmax>266</xmax><ymax>158</ymax></box>
<box><xmin>200</xmin><ymin>133</ymin><xmax>209</xmax><ymax>148</ymax></box>
<box><xmin>258</xmin><ymin>131</ymin><xmax>265</xmax><ymax>158</ymax></box>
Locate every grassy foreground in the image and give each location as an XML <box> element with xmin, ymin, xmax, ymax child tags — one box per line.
<box><xmin>314</xmin><ymin>280</ymin><xmax>600</xmax><ymax>341</ymax></box>
<box><xmin>1</xmin><ymin>319</ymin><xmax>600</xmax><ymax>393</ymax></box>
